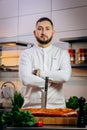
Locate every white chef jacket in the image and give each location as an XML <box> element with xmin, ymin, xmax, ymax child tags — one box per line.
<box><xmin>19</xmin><ymin>44</ymin><xmax>71</xmax><ymax>108</ymax></box>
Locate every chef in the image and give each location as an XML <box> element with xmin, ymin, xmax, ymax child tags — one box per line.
<box><xmin>19</xmin><ymin>17</ymin><xmax>71</xmax><ymax>108</ymax></box>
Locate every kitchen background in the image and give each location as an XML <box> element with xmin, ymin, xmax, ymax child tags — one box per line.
<box><xmin>0</xmin><ymin>0</ymin><xmax>87</xmax><ymax>100</ymax></box>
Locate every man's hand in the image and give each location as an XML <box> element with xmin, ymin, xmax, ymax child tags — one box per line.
<box><xmin>32</xmin><ymin>69</ymin><xmax>40</xmax><ymax>77</ymax></box>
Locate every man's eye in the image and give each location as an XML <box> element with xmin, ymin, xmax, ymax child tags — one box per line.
<box><xmin>37</xmin><ymin>28</ymin><xmax>42</xmax><ymax>30</ymax></box>
<box><xmin>46</xmin><ymin>28</ymin><xmax>50</xmax><ymax>30</ymax></box>
<box><xmin>46</xmin><ymin>27</ymin><xmax>50</xmax><ymax>30</ymax></box>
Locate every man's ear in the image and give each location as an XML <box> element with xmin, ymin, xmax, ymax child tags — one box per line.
<box><xmin>33</xmin><ymin>30</ymin><xmax>36</xmax><ymax>36</ymax></box>
<box><xmin>52</xmin><ymin>30</ymin><xmax>55</xmax><ymax>36</ymax></box>
<box><xmin>53</xmin><ymin>30</ymin><xmax>55</xmax><ymax>35</ymax></box>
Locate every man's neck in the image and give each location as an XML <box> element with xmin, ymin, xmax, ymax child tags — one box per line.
<box><xmin>38</xmin><ymin>42</ymin><xmax>51</xmax><ymax>48</ymax></box>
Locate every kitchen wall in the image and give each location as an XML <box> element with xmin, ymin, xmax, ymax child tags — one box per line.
<box><xmin>0</xmin><ymin>0</ymin><xmax>87</xmax><ymax>100</ymax></box>
<box><xmin>0</xmin><ymin>0</ymin><xmax>87</xmax><ymax>44</ymax></box>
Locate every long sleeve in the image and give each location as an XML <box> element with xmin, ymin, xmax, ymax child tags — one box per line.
<box><xmin>19</xmin><ymin>45</ymin><xmax>71</xmax><ymax>88</ymax></box>
<box><xmin>19</xmin><ymin>49</ymin><xmax>45</xmax><ymax>88</ymax></box>
<box><xmin>40</xmin><ymin>50</ymin><xmax>71</xmax><ymax>83</ymax></box>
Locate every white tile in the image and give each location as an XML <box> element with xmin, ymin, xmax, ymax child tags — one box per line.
<box><xmin>52</xmin><ymin>0</ymin><xmax>87</xmax><ymax>10</ymax></box>
<box><xmin>19</xmin><ymin>0</ymin><xmax>51</xmax><ymax>15</ymax></box>
<box><xmin>0</xmin><ymin>36</ymin><xmax>18</xmax><ymax>43</ymax></box>
<box><xmin>64</xmin><ymin>77</ymin><xmax>87</xmax><ymax>99</ymax></box>
<box><xmin>18</xmin><ymin>35</ymin><xmax>36</xmax><ymax>45</ymax></box>
<box><xmin>52</xmin><ymin>7</ymin><xmax>87</xmax><ymax>32</ymax></box>
<box><xmin>54</xmin><ymin>30</ymin><xmax>87</xmax><ymax>42</ymax></box>
<box><xmin>19</xmin><ymin>12</ymin><xmax>51</xmax><ymax>35</ymax></box>
<box><xmin>0</xmin><ymin>0</ymin><xmax>18</xmax><ymax>18</ymax></box>
<box><xmin>0</xmin><ymin>18</ymin><xmax>18</xmax><ymax>37</ymax></box>
<box><xmin>53</xmin><ymin>41</ymin><xmax>69</xmax><ymax>50</ymax></box>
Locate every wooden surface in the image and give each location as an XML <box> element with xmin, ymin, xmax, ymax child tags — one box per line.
<box><xmin>35</xmin><ymin>116</ymin><xmax>77</xmax><ymax>125</ymax></box>
<box><xmin>21</xmin><ymin>108</ymin><xmax>78</xmax><ymax>125</ymax></box>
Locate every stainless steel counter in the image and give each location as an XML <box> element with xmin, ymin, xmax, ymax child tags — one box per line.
<box><xmin>6</xmin><ymin>125</ymin><xmax>87</xmax><ymax>130</ymax></box>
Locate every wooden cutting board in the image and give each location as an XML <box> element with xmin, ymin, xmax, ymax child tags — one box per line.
<box><xmin>21</xmin><ymin>108</ymin><xmax>78</xmax><ymax>125</ymax></box>
<box><xmin>35</xmin><ymin>116</ymin><xmax>77</xmax><ymax>125</ymax></box>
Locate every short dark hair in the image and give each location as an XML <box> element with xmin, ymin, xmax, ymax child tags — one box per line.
<box><xmin>36</xmin><ymin>17</ymin><xmax>53</xmax><ymax>27</ymax></box>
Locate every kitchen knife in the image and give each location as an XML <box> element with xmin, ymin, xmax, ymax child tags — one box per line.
<box><xmin>41</xmin><ymin>77</ymin><xmax>48</xmax><ymax>108</ymax></box>
<box><xmin>44</xmin><ymin>77</ymin><xmax>48</xmax><ymax>108</ymax></box>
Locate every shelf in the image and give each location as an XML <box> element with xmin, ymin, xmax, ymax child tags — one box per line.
<box><xmin>0</xmin><ymin>65</ymin><xmax>18</xmax><ymax>72</ymax></box>
<box><xmin>71</xmin><ymin>64</ymin><xmax>87</xmax><ymax>68</ymax></box>
<box><xmin>0</xmin><ymin>41</ymin><xmax>33</xmax><ymax>47</ymax></box>
<box><xmin>60</xmin><ymin>36</ymin><xmax>87</xmax><ymax>43</ymax></box>
<box><xmin>60</xmin><ymin>37</ymin><xmax>87</xmax><ymax>69</ymax></box>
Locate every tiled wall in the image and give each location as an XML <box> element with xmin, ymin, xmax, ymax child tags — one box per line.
<box><xmin>0</xmin><ymin>0</ymin><xmax>87</xmax><ymax>45</ymax></box>
<box><xmin>0</xmin><ymin>0</ymin><xmax>87</xmax><ymax>100</ymax></box>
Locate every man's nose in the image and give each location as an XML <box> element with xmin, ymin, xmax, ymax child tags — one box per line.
<box><xmin>42</xmin><ymin>28</ymin><xmax>46</xmax><ymax>34</ymax></box>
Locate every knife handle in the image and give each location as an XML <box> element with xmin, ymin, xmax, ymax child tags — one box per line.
<box><xmin>45</xmin><ymin>77</ymin><xmax>48</xmax><ymax>91</ymax></box>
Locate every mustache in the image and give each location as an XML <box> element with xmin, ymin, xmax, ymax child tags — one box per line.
<box><xmin>41</xmin><ymin>34</ymin><xmax>48</xmax><ymax>38</ymax></box>
<box><xmin>36</xmin><ymin>35</ymin><xmax>53</xmax><ymax>45</ymax></box>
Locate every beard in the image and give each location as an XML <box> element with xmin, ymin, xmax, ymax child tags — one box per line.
<box><xmin>35</xmin><ymin>35</ymin><xmax>53</xmax><ymax>45</ymax></box>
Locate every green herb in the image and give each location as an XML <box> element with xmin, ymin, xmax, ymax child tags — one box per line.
<box><xmin>1</xmin><ymin>91</ymin><xmax>36</xmax><ymax>127</ymax></box>
<box><xmin>1</xmin><ymin>109</ymin><xmax>36</xmax><ymax>127</ymax></box>
<box><xmin>12</xmin><ymin>91</ymin><xmax>24</xmax><ymax>108</ymax></box>
<box><xmin>66</xmin><ymin>96</ymin><xmax>79</xmax><ymax>110</ymax></box>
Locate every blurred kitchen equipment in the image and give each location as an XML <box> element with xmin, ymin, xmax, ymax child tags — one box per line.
<box><xmin>1</xmin><ymin>81</ymin><xmax>16</xmax><ymax>98</ymax></box>
<box><xmin>68</xmin><ymin>49</ymin><xmax>76</xmax><ymax>64</ymax></box>
<box><xmin>77</xmin><ymin>97</ymin><xmax>86</xmax><ymax>128</ymax></box>
<box><xmin>0</xmin><ymin>64</ymin><xmax>18</xmax><ymax>72</ymax></box>
<box><xmin>0</xmin><ymin>41</ymin><xmax>34</xmax><ymax>47</ymax></box>
<box><xmin>77</xmin><ymin>48</ymin><xmax>87</xmax><ymax>64</ymax></box>
<box><xmin>0</xmin><ymin>81</ymin><xmax>16</xmax><ymax>108</ymax></box>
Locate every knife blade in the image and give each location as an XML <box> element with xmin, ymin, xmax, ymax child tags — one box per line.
<box><xmin>44</xmin><ymin>77</ymin><xmax>48</xmax><ymax>108</ymax></box>
<box><xmin>41</xmin><ymin>77</ymin><xmax>48</xmax><ymax>108</ymax></box>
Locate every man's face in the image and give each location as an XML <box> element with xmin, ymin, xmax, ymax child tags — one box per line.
<box><xmin>34</xmin><ymin>20</ymin><xmax>55</xmax><ymax>45</ymax></box>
